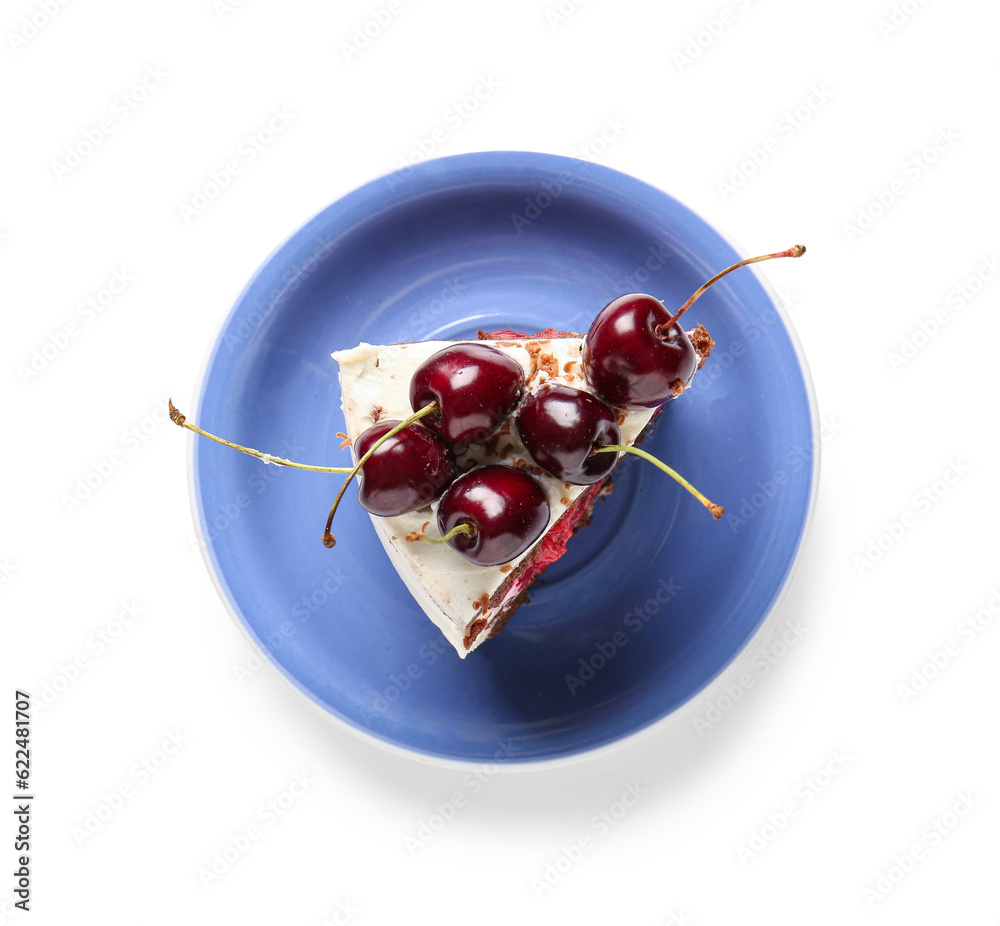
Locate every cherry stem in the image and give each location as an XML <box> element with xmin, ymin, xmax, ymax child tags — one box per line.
<box><xmin>168</xmin><ymin>400</ymin><xmax>353</xmax><ymax>474</ymax></box>
<box><xmin>594</xmin><ymin>445</ymin><xmax>724</xmax><ymax>519</ymax></box>
<box><xmin>663</xmin><ymin>244</ymin><xmax>806</xmax><ymax>332</ymax></box>
<box><xmin>409</xmin><ymin>521</ymin><xmax>476</xmax><ymax>545</ymax></box>
<box><xmin>321</xmin><ymin>402</ymin><xmax>439</xmax><ymax>548</ymax></box>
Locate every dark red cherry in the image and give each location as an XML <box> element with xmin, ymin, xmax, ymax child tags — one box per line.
<box><xmin>353</xmin><ymin>421</ymin><xmax>455</xmax><ymax>517</ymax></box>
<box><xmin>583</xmin><ymin>294</ymin><xmax>697</xmax><ymax>409</ymax></box>
<box><xmin>436</xmin><ymin>464</ymin><xmax>550</xmax><ymax>566</ymax></box>
<box><xmin>410</xmin><ymin>344</ymin><xmax>524</xmax><ymax>445</ymax></box>
<box><xmin>584</xmin><ymin>247</ymin><xmax>807</xmax><ymax>408</ymax></box>
<box><xmin>516</xmin><ymin>384</ymin><xmax>621</xmax><ymax>485</ymax></box>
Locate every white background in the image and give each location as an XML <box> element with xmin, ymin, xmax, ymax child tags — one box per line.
<box><xmin>3</xmin><ymin>0</ymin><xmax>999</xmax><ymax>922</ymax></box>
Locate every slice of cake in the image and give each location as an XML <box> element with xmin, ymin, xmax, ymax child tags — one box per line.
<box><xmin>333</xmin><ymin>328</ymin><xmax>709</xmax><ymax>658</ymax></box>
<box><xmin>173</xmin><ymin>246</ymin><xmax>801</xmax><ymax>661</ymax></box>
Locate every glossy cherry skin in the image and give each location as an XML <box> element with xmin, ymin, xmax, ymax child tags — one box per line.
<box><xmin>353</xmin><ymin>421</ymin><xmax>456</xmax><ymax>517</ymax></box>
<box><xmin>583</xmin><ymin>293</ymin><xmax>698</xmax><ymax>409</ymax></box>
<box><xmin>410</xmin><ymin>344</ymin><xmax>525</xmax><ymax>445</ymax></box>
<box><xmin>515</xmin><ymin>383</ymin><xmax>621</xmax><ymax>485</ymax></box>
<box><xmin>436</xmin><ymin>464</ymin><xmax>550</xmax><ymax>566</ymax></box>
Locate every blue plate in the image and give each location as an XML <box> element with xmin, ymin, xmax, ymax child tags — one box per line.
<box><xmin>190</xmin><ymin>151</ymin><xmax>817</xmax><ymax>767</ymax></box>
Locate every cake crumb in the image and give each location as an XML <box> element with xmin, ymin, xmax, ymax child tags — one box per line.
<box><xmin>472</xmin><ymin>593</ymin><xmax>490</xmax><ymax>612</ymax></box>
<box><xmin>371</xmin><ymin>405</ymin><xmax>384</xmax><ymax>423</ymax></box>
<box><xmin>404</xmin><ymin>521</ymin><xmax>431</xmax><ymax>542</ymax></box>
<box><xmin>616</xmin><ymin>411</ymin><xmax>627</xmax><ymax>426</ymax></box>
<box><xmin>560</xmin><ymin>496</ymin><xmax>570</xmax><ymax>505</ymax></box>
<box><xmin>538</xmin><ymin>351</ymin><xmax>559</xmax><ymax>378</ymax></box>
<box><xmin>563</xmin><ymin>360</ymin><xmax>577</xmax><ymax>374</ymax></box>
<box><xmin>691</xmin><ymin>324</ymin><xmax>715</xmax><ymax>369</ymax></box>
<box><xmin>500</xmin><ymin>564</ymin><xmax>512</xmax><ymax>573</ymax></box>
<box><xmin>336</xmin><ymin>431</ymin><xmax>352</xmax><ymax>450</ymax></box>
<box><xmin>524</xmin><ymin>341</ymin><xmax>542</xmax><ymax>377</ymax></box>
<box><xmin>670</xmin><ymin>379</ymin><xmax>685</xmax><ymax>397</ymax></box>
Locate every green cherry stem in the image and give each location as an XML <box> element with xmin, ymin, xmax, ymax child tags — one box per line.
<box><xmin>322</xmin><ymin>401</ymin><xmax>439</xmax><ymax>548</ymax></box>
<box><xmin>665</xmin><ymin>244</ymin><xmax>806</xmax><ymax>332</ymax></box>
<box><xmin>168</xmin><ymin>400</ymin><xmax>353</xmax><ymax>474</ymax></box>
<box><xmin>593</xmin><ymin>445</ymin><xmax>724</xmax><ymax>519</ymax></box>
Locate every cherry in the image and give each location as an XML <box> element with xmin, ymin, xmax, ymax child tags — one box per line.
<box><xmin>320</xmin><ymin>402</ymin><xmax>440</xmax><ymax>547</ymax></box>
<box><xmin>513</xmin><ymin>386</ymin><xmax>724</xmax><ymax>518</ymax></box>
<box><xmin>410</xmin><ymin>343</ymin><xmax>524</xmax><ymax>445</ymax></box>
<box><xmin>168</xmin><ymin>399</ymin><xmax>445</xmax><ymax>547</ymax></box>
<box><xmin>516</xmin><ymin>383</ymin><xmax>621</xmax><ymax>485</ymax></box>
<box><xmin>353</xmin><ymin>420</ymin><xmax>455</xmax><ymax>517</ymax></box>
<box><xmin>584</xmin><ymin>245</ymin><xmax>806</xmax><ymax>409</ymax></box>
<box><xmin>433</xmin><ymin>464</ymin><xmax>550</xmax><ymax>566</ymax></box>
<box><xmin>584</xmin><ymin>294</ymin><xmax>697</xmax><ymax>409</ymax></box>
